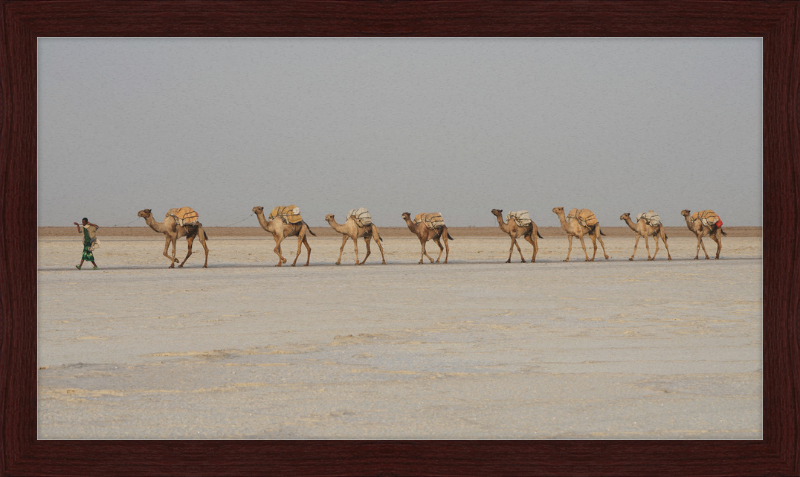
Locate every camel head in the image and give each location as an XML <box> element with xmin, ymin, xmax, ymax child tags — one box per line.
<box><xmin>620</xmin><ymin>213</ymin><xmax>630</xmax><ymax>221</ymax></box>
<box><xmin>137</xmin><ymin>209</ymin><xmax>152</xmax><ymax>219</ymax></box>
<box><xmin>252</xmin><ymin>206</ymin><xmax>263</xmax><ymax>215</ymax></box>
<box><xmin>680</xmin><ymin>209</ymin><xmax>691</xmax><ymax>217</ymax></box>
<box><xmin>490</xmin><ymin>209</ymin><xmax>503</xmax><ymax>217</ymax></box>
<box><xmin>552</xmin><ymin>207</ymin><xmax>564</xmax><ymax>215</ymax></box>
<box><xmin>325</xmin><ymin>214</ymin><xmax>335</xmax><ymax>223</ymax></box>
<box><xmin>401</xmin><ymin>212</ymin><xmax>411</xmax><ymax>220</ymax></box>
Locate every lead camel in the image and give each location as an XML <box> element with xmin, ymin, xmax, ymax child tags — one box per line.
<box><xmin>137</xmin><ymin>209</ymin><xmax>209</xmax><ymax>268</ymax></box>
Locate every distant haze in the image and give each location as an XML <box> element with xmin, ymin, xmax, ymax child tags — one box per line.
<box><xmin>38</xmin><ymin>38</ymin><xmax>762</xmax><ymax>228</ymax></box>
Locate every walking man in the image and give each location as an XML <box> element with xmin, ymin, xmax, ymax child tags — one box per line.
<box><xmin>74</xmin><ymin>217</ymin><xmax>99</xmax><ymax>270</ymax></box>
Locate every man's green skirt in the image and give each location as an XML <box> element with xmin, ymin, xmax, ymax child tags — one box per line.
<box><xmin>82</xmin><ymin>243</ymin><xmax>94</xmax><ymax>261</ymax></box>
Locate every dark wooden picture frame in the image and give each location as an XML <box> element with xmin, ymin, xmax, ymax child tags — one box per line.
<box><xmin>2</xmin><ymin>1</ymin><xmax>798</xmax><ymax>475</ymax></box>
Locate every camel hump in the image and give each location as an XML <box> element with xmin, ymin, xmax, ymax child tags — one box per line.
<box><xmin>414</xmin><ymin>212</ymin><xmax>445</xmax><ymax>230</ymax></box>
<box><xmin>636</xmin><ymin>210</ymin><xmax>661</xmax><ymax>226</ymax></box>
<box><xmin>269</xmin><ymin>205</ymin><xmax>303</xmax><ymax>224</ymax></box>
<box><xmin>565</xmin><ymin>208</ymin><xmax>579</xmax><ymax>223</ymax></box>
<box><xmin>166</xmin><ymin>207</ymin><xmax>199</xmax><ymax>226</ymax></box>
<box><xmin>507</xmin><ymin>210</ymin><xmax>532</xmax><ymax>226</ymax></box>
<box><xmin>348</xmin><ymin>207</ymin><xmax>372</xmax><ymax>226</ymax></box>
<box><xmin>692</xmin><ymin>210</ymin><xmax>721</xmax><ymax>228</ymax></box>
<box><xmin>567</xmin><ymin>208</ymin><xmax>597</xmax><ymax>227</ymax></box>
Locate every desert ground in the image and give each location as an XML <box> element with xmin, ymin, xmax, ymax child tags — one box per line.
<box><xmin>38</xmin><ymin>226</ymin><xmax>762</xmax><ymax>439</ymax></box>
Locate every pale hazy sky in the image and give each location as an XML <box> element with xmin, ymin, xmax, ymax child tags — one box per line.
<box><xmin>38</xmin><ymin>38</ymin><xmax>761</xmax><ymax>227</ymax></box>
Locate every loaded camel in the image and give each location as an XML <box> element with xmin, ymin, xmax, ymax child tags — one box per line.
<box><xmin>552</xmin><ymin>207</ymin><xmax>610</xmax><ymax>262</ymax></box>
<box><xmin>325</xmin><ymin>214</ymin><xmax>386</xmax><ymax>265</ymax></box>
<box><xmin>681</xmin><ymin>209</ymin><xmax>726</xmax><ymax>259</ymax></box>
<box><xmin>137</xmin><ymin>209</ymin><xmax>209</xmax><ymax>268</ymax></box>
<box><xmin>401</xmin><ymin>212</ymin><xmax>453</xmax><ymax>264</ymax></box>
<box><xmin>490</xmin><ymin>209</ymin><xmax>543</xmax><ymax>263</ymax></box>
<box><xmin>252</xmin><ymin>206</ymin><xmax>316</xmax><ymax>266</ymax></box>
<box><xmin>620</xmin><ymin>212</ymin><xmax>671</xmax><ymax>261</ymax></box>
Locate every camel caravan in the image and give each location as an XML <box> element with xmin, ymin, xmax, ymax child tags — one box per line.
<box><xmin>132</xmin><ymin>205</ymin><xmax>728</xmax><ymax>267</ymax></box>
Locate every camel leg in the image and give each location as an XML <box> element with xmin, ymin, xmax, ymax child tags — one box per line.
<box><xmin>336</xmin><ymin>235</ymin><xmax>347</xmax><ymax>265</ymax></box>
<box><xmin>360</xmin><ymin>237</ymin><xmax>371</xmax><ymax>265</ymax></box>
<box><xmin>169</xmin><ymin>237</ymin><xmax>180</xmax><ymax>268</ymax></box>
<box><xmin>644</xmin><ymin>235</ymin><xmax>652</xmax><ymax>261</ymax></box>
<box><xmin>580</xmin><ymin>235</ymin><xmax>591</xmax><ymax>261</ymax></box>
<box><xmin>651</xmin><ymin>235</ymin><xmax>659</xmax><ymax>260</ymax></box>
<box><xmin>199</xmin><ymin>229</ymin><xmax>209</xmax><ymax>267</ymax></box>
<box><xmin>588</xmin><ymin>234</ymin><xmax>598</xmax><ymax>261</ymax></box>
<box><xmin>506</xmin><ymin>238</ymin><xmax>515</xmax><ymax>263</ymax></box>
<box><xmin>162</xmin><ymin>237</ymin><xmax>177</xmax><ymax>267</ymax></box>
<box><xmin>710</xmin><ymin>232</ymin><xmax>721</xmax><ymax>259</ymax></box>
<box><xmin>419</xmin><ymin>238</ymin><xmax>433</xmax><ymax>264</ymax></box>
<box><xmin>514</xmin><ymin>237</ymin><xmax>526</xmax><ymax>263</ymax></box>
<box><xmin>630</xmin><ymin>235</ymin><xmax>640</xmax><ymax>261</ymax></box>
<box><xmin>523</xmin><ymin>233</ymin><xmax>537</xmax><ymax>263</ymax></box>
<box><xmin>291</xmin><ymin>235</ymin><xmax>302</xmax><ymax>266</ymax></box>
<box><xmin>443</xmin><ymin>235</ymin><xmax>450</xmax><ymax>264</ymax></box>
<box><xmin>292</xmin><ymin>233</ymin><xmax>311</xmax><ymax>266</ymax></box>
<box><xmin>596</xmin><ymin>230</ymin><xmax>610</xmax><ymax>260</ymax></box>
<box><xmin>179</xmin><ymin>235</ymin><xmax>194</xmax><ymax>267</ymax></box>
<box><xmin>352</xmin><ymin>235</ymin><xmax>360</xmax><ymax>265</ymax></box>
<box><xmin>565</xmin><ymin>235</ymin><xmax>573</xmax><ymax>262</ymax></box>
<box><xmin>434</xmin><ymin>236</ymin><xmax>444</xmax><ymax>263</ymax></box>
<box><xmin>302</xmin><ymin>237</ymin><xmax>312</xmax><ymax>266</ymax></box>
<box><xmin>172</xmin><ymin>238</ymin><xmax>179</xmax><ymax>267</ymax></box>
<box><xmin>697</xmin><ymin>236</ymin><xmax>710</xmax><ymax>259</ymax></box>
<box><xmin>373</xmin><ymin>231</ymin><xmax>386</xmax><ymax>265</ymax></box>
<box><xmin>273</xmin><ymin>236</ymin><xmax>286</xmax><ymax>266</ymax></box>
<box><xmin>661</xmin><ymin>230</ymin><xmax>672</xmax><ymax>260</ymax></box>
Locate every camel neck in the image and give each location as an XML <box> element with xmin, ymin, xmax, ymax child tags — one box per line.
<box><xmin>328</xmin><ymin>219</ymin><xmax>346</xmax><ymax>233</ymax></box>
<box><xmin>256</xmin><ymin>212</ymin><xmax>271</xmax><ymax>230</ymax></box>
<box><xmin>146</xmin><ymin>216</ymin><xmax>166</xmax><ymax>233</ymax></box>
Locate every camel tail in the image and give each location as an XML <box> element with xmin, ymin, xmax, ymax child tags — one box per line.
<box><xmin>599</xmin><ymin>228</ymin><xmax>606</xmax><ymax>236</ymax></box>
<box><xmin>447</xmin><ymin>232</ymin><xmax>454</xmax><ymax>240</ymax></box>
<box><xmin>204</xmin><ymin>230</ymin><xmax>209</xmax><ymax>240</ymax></box>
<box><xmin>721</xmin><ymin>228</ymin><xmax>727</xmax><ymax>236</ymax></box>
<box><xmin>304</xmin><ymin>221</ymin><xmax>317</xmax><ymax>236</ymax></box>
<box><xmin>537</xmin><ymin>231</ymin><xmax>543</xmax><ymax>239</ymax></box>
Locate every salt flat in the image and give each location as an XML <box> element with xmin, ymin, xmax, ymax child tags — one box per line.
<box><xmin>38</xmin><ymin>235</ymin><xmax>762</xmax><ymax>439</ymax></box>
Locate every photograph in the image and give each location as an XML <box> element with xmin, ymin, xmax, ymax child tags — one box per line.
<box><xmin>37</xmin><ymin>37</ymin><xmax>762</xmax><ymax>440</ymax></box>
<box><xmin>3</xmin><ymin>1</ymin><xmax>798</xmax><ymax>475</ymax></box>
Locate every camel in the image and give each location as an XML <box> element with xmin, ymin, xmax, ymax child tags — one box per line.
<box><xmin>137</xmin><ymin>209</ymin><xmax>209</xmax><ymax>268</ymax></box>
<box><xmin>681</xmin><ymin>209</ymin><xmax>727</xmax><ymax>259</ymax></box>
<box><xmin>552</xmin><ymin>207</ymin><xmax>610</xmax><ymax>262</ymax></box>
<box><xmin>620</xmin><ymin>212</ymin><xmax>671</xmax><ymax>261</ymax></box>
<box><xmin>252</xmin><ymin>206</ymin><xmax>316</xmax><ymax>266</ymax></box>
<box><xmin>325</xmin><ymin>214</ymin><xmax>386</xmax><ymax>265</ymax></box>
<box><xmin>401</xmin><ymin>212</ymin><xmax>453</xmax><ymax>264</ymax></box>
<box><xmin>490</xmin><ymin>209</ymin><xmax>543</xmax><ymax>263</ymax></box>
